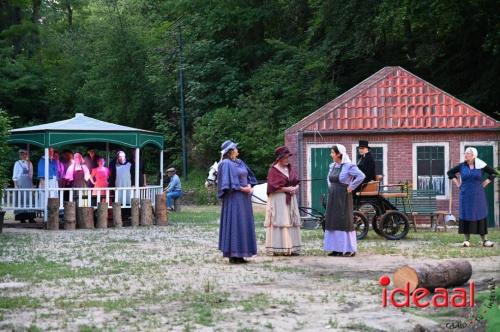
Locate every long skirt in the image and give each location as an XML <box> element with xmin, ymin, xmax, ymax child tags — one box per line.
<box><xmin>264</xmin><ymin>192</ymin><xmax>302</xmax><ymax>255</ymax></box>
<box><xmin>218</xmin><ymin>190</ymin><xmax>257</xmax><ymax>258</ymax></box>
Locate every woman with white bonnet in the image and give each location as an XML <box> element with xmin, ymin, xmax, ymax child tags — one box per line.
<box><xmin>324</xmin><ymin>144</ymin><xmax>365</xmax><ymax>257</ymax></box>
<box><xmin>447</xmin><ymin>147</ymin><xmax>497</xmax><ymax>247</ymax></box>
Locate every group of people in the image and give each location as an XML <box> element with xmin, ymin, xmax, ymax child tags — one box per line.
<box><xmin>216</xmin><ymin>139</ymin><xmax>496</xmax><ymax>264</ymax></box>
<box><xmin>12</xmin><ymin>148</ymin><xmax>148</xmax><ymax>221</ymax></box>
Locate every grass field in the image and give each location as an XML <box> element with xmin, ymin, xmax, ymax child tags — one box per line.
<box><xmin>0</xmin><ymin>205</ymin><xmax>498</xmax><ymax>331</ymax></box>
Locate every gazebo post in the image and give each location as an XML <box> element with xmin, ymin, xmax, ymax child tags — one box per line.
<box><xmin>43</xmin><ymin>147</ymin><xmax>49</xmax><ymax>222</ymax></box>
<box><xmin>160</xmin><ymin>150</ymin><xmax>164</xmax><ymax>186</ymax></box>
<box><xmin>135</xmin><ymin>147</ymin><xmax>140</xmax><ymax>199</ymax></box>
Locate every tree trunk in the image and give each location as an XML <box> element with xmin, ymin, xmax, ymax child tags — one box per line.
<box><xmin>394</xmin><ymin>260</ymin><xmax>472</xmax><ymax>293</ymax></box>
<box><xmin>140</xmin><ymin>199</ymin><xmax>153</xmax><ymax>226</ymax></box>
<box><xmin>112</xmin><ymin>202</ymin><xmax>122</xmax><ymax>228</ymax></box>
<box><xmin>96</xmin><ymin>202</ymin><xmax>108</xmax><ymax>229</ymax></box>
<box><xmin>131</xmin><ymin>198</ymin><xmax>140</xmax><ymax>227</ymax></box>
<box><xmin>63</xmin><ymin>201</ymin><xmax>76</xmax><ymax>230</ymax></box>
<box><xmin>47</xmin><ymin>198</ymin><xmax>59</xmax><ymax>230</ymax></box>
<box><xmin>155</xmin><ymin>194</ymin><xmax>168</xmax><ymax>226</ymax></box>
<box><xmin>77</xmin><ymin>207</ymin><xmax>94</xmax><ymax>229</ymax></box>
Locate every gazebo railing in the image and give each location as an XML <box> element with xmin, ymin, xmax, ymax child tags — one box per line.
<box><xmin>1</xmin><ymin>186</ymin><xmax>164</xmax><ymax>211</ymax></box>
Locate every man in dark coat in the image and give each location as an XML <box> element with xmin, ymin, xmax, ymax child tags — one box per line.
<box><xmin>356</xmin><ymin>140</ymin><xmax>376</xmax><ymax>189</ymax></box>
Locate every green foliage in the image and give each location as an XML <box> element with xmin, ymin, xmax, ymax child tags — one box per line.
<box><xmin>0</xmin><ymin>0</ymin><xmax>498</xmax><ymax>180</ymax></box>
<box><xmin>0</xmin><ymin>109</ymin><xmax>11</xmax><ymax>202</ymax></box>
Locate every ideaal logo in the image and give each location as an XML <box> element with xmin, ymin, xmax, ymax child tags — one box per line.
<box><xmin>379</xmin><ymin>275</ymin><xmax>475</xmax><ymax>308</ymax></box>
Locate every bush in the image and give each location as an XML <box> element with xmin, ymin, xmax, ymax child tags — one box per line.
<box><xmin>0</xmin><ymin>109</ymin><xmax>12</xmax><ymax>202</ymax></box>
<box><xmin>180</xmin><ymin>169</ymin><xmax>219</xmax><ymax>205</ymax></box>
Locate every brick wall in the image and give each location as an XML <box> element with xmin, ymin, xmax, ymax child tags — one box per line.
<box><xmin>285</xmin><ymin>130</ymin><xmax>499</xmax><ymax>226</ymax></box>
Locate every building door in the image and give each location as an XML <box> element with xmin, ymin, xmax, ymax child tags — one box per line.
<box><xmin>310</xmin><ymin>147</ymin><xmax>331</xmax><ymax>213</ymax></box>
<box><xmin>465</xmin><ymin>145</ymin><xmax>495</xmax><ymax>227</ymax></box>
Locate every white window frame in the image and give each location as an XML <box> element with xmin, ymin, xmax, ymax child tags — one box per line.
<box><xmin>459</xmin><ymin>141</ymin><xmax>499</xmax><ymax>227</ymax></box>
<box><xmin>351</xmin><ymin>143</ymin><xmax>388</xmax><ymax>185</ymax></box>
<box><xmin>412</xmin><ymin>142</ymin><xmax>450</xmax><ymax>200</ymax></box>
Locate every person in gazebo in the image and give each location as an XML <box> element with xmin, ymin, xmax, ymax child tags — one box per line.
<box><xmin>12</xmin><ymin>149</ymin><xmax>35</xmax><ymax>223</ymax></box>
<box><xmin>114</xmin><ymin>151</ymin><xmax>132</xmax><ymax>204</ymax></box>
<box><xmin>37</xmin><ymin>147</ymin><xmax>59</xmax><ymax>199</ymax></box>
<box><xmin>64</xmin><ymin>153</ymin><xmax>91</xmax><ymax>188</ymax></box>
<box><xmin>90</xmin><ymin>157</ymin><xmax>110</xmax><ymax>198</ymax></box>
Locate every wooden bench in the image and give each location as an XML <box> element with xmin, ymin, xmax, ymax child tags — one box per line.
<box><xmin>390</xmin><ymin>189</ymin><xmax>446</xmax><ymax>231</ymax></box>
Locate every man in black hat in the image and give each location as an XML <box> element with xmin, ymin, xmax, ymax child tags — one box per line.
<box><xmin>356</xmin><ymin>140</ymin><xmax>376</xmax><ymax>189</ymax></box>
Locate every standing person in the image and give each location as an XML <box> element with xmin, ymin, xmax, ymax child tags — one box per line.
<box><xmin>37</xmin><ymin>147</ymin><xmax>59</xmax><ymax>200</ymax></box>
<box><xmin>447</xmin><ymin>147</ymin><xmax>497</xmax><ymax>247</ymax></box>
<box><xmin>217</xmin><ymin>140</ymin><xmax>258</xmax><ymax>264</ymax></box>
<box><xmin>53</xmin><ymin>151</ymin><xmax>66</xmax><ymax>188</ymax></box>
<box><xmin>90</xmin><ymin>157</ymin><xmax>110</xmax><ymax>197</ymax></box>
<box><xmin>324</xmin><ymin>144</ymin><xmax>365</xmax><ymax>257</ymax></box>
<box><xmin>83</xmin><ymin>148</ymin><xmax>99</xmax><ymax>173</ymax></box>
<box><xmin>356</xmin><ymin>140</ymin><xmax>376</xmax><ymax>186</ymax></box>
<box><xmin>114</xmin><ymin>151</ymin><xmax>132</xmax><ymax>204</ymax></box>
<box><xmin>164</xmin><ymin>168</ymin><xmax>182</xmax><ymax>211</ymax></box>
<box><xmin>12</xmin><ymin>149</ymin><xmax>35</xmax><ymax>223</ymax></box>
<box><xmin>264</xmin><ymin>146</ymin><xmax>302</xmax><ymax>256</ymax></box>
<box><xmin>64</xmin><ymin>153</ymin><xmax>91</xmax><ymax>188</ymax></box>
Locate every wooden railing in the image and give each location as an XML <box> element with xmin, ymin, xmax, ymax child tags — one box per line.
<box><xmin>1</xmin><ymin>186</ymin><xmax>164</xmax><ymax>210</ymax></box>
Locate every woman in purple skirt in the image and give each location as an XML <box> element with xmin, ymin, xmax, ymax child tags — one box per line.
<box><xmin>217</xmin><ymin>140</ymin><xmax>258</xmax><ymax>264</ymax></box>
<box><xmin>324</xmin><ymin>144</ymin><xmax>365</xmax><ymax>257</ymax></box>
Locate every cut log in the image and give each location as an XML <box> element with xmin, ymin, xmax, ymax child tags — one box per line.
<box><xmin>76</xmin><ymin>207</ymin><xmax>94</xmax><ymax>229</ymax></box>
<box><xmin>140</xmin><ymin>199</ymin><xmax>153</xmax><ymax>226</ymax></box>
<box><xmin>47</xmin><ymin>198</ymin><xmax>59</xmax><ymax>230</ymax></box>
<box><xmin>96</xmin><ymin>202</ymin><xmax>108</xmax><ymax>229</ymax></box>
<box><xmin>173</xmin><ymin>197</ymin><xmax>182</xmax><ymax>212</ymax></box>
<box><xmin>131</xmin><ymin>198</ymin><xmax>140</xmax><ymax>227</ymax></box>
<box><xmin>112</xmin><ymin>202</ymin><xmax>122</xmax><ymax>228</ymax></box>
<box><xmin>155</xmin><ymin>194</ymin><xmax>168</xmax><ymax>226</ymax></box>
<box><xmin>394</xmin><ymin>260</ymin><xmax>472</xmax><ymax>293</ymax></box>
<box><xmin>63</xmin><ymin>201</ymin><xmax>76</xmax><ymax>230</ymax></box>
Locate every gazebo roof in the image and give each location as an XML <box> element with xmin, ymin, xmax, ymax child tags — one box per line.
<box><xmin>8</xmin><ymin>113</ymin><xmax>164</xmax><ymax>149</ymax></box>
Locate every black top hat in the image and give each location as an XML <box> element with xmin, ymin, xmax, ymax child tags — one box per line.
<box><xmin>357</xmin><ymin>140</ymin><xmax>370</xmax><ymax>149</ymax></box>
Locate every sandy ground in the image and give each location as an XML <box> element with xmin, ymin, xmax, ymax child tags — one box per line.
<box><xmin>0</xmin><ymin>211</ymin><xmax>498</xmax><ymax>332</ymax></box>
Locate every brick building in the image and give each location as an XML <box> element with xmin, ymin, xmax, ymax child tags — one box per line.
<box><xmin>285</xmin><ymin>66</ymin><xmax>500</xmax><ymax>227</ymax></box>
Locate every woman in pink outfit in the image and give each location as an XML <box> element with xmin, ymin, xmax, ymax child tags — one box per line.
<box><xmin>91</xmin><ymin>157</ymin><xmax>110</xmax><ymax>197</ymax></box>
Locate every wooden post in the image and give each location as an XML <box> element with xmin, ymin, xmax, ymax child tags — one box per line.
<box><xmin>155</xmin><ymin>194</ymin><xmax>168</xmax><ymax>226</ymax></box>
<box><xmin>394</xmin><ymin>260</ymin><xmax>472</xmax><ymax>293</ymax></box>
<box><xmin>140</xmin><ymin>199</ymin><xmax>153</xmax><ymax>226</ymax></box>
<box><xmin>63</xmin><ymin>201</ymin><xmax>76</xmax><ymax>230</ymax></box>
<box><xmin>77</xmin><ymin>207</ymin><xmax>94</xmax><ymax>229</ymax></box>
<box><xmin>131</xmin><ymin>198</ymin><xmax>140</xmax><ymax>227</ymax></box>
<box><xmin>173</xmin><ymin>197</ymin><xmax>182</xmax><ymax>212</ymax></box>
<box><xmin>96</xmin><ymin>202</ymin><xmax>108</xmax><ymax>229</ymax></box>
<box><xmin>112</xmin><ymin>202</ymin><xmax>122</xmax><ymax>228</ymax></box>
<box><xmin>47</xmin><ymin>198</ymin><xmax>59</xmax><ymax>230</ymax></box>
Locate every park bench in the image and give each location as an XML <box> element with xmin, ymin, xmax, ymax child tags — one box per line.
<box><xmin>389</xmin><ymin>189</ymin><xmax>447</xmax><ymax>231</ymax></box>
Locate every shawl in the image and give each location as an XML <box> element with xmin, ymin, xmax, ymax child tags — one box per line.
<box><xmin>267</xmin><ymin>163</ymin><xmax>299</xmax><ymax>205</ymax></box>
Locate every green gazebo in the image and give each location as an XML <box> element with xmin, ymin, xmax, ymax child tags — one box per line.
<box><xmin>6</xmin><ymin>113</ymin><xmax>165</xmax><ymax>221</ymax></box>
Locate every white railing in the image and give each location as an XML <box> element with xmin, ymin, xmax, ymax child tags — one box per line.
<box><xmin>1</xmin><ymin>186</ymin><xmax>164</xmax><ymax>211</ymax></box>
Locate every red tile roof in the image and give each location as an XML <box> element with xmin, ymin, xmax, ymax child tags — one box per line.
<box><xmin>286</xmin><ymin>66</ymin><xmax>499</xmax><ymax>133</ymax></box>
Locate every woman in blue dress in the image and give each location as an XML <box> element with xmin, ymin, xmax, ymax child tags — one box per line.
<box><xmin>447</xmin><ymin>147</ymin><xmax>496</xmax><ymax>247</ymax></box>
<box><xmin>324</xmin><ymin>144</ymin><xmax>365</xmax><ymax>257</ymax></box>
<box><xmin>217</xmin><ymin>140</ymin><xmax>258</xmax><ymax>263</ymax></box>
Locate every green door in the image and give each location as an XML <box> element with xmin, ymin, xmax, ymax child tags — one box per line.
<box><xmin>465</xmin><ymin>145</ymin><xmax>496</xmax><ymax>227</ymax></box>
<box><xmin>310</xmin><ymin>148</ymin><xmax>332</xmax><ymax>213</ymax></box>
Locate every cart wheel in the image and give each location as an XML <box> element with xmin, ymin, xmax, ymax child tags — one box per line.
<box><xmin>358</xmin><ymin>203</ymin><xmax>382</xmax><ymax>236</ymax></box>
<box><xmin>353</xmin><ymin>211</ymin><xmax>369</xmax><ymax>240</ymax></box>
<box><xmin>379</xmin><ymin>211</ymin><xmax>410</xmax><ymax>240</ymax></box>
